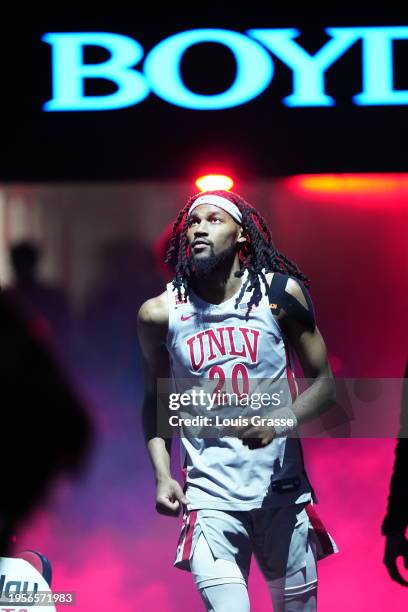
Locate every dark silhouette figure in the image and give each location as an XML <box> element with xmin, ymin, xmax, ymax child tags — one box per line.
<box><xmin>0</xmin><ymin>290</ymin><xmax>93</xmax><ymax>556</ymax></box>
<box><xmin>382</xmin><ymin>359</ymin><xmax>408</xmax><ymax>586</ymax></box>
<box><xmin>5</xmin><ymin>241</ymin><xmax>72</xmax><ymax>356</ymax></box>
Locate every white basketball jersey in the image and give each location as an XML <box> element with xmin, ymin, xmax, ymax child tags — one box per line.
<box><xmin>165</xmin><ymin>268</ymin><xmax>317</xmax><ymax>511</ymax></box>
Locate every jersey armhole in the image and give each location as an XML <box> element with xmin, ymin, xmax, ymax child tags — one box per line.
<box><xmin>267</xmin><ymin>273</ymin><xmax>299</xmax><ymax>377</ymax></box>
<box><xmin>165</xmin><ymin>284</ymin><xmax>175</xmax><ymax>352</ymax></box>
<box><xmin>266</xmin><ymin>272</ymin><xmax>288</xmax><ymax>337</ymax></box>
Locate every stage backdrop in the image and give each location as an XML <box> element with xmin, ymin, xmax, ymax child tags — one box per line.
<box><xmin>0</xmin><ymin>176</ymin><xmax>407</xmax><ymax>610</ymax></box>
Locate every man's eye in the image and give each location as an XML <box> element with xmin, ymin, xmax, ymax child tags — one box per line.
<box><xmin>189</xmin><ymin>218</ymin><xmax>221</xmax><ymax>225</ymax></box>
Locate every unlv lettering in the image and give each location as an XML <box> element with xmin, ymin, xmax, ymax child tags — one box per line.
<box><xmin>186</xmin><ymin>326</ymin><xmax>260</xmax><ymax>371</ymax></box>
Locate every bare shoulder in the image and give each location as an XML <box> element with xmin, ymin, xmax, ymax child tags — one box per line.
<box><xmin>265</xmin><ymin>271</ymin><xmax>273</xmax><ymax>285</ymax></box>
<box><xmin>284</xmin><ymin>277</ymin><xmax>309</xmax><ymax>309</ymax></box>
<box><xmin>265</xmin><ymin>272</ymin><xmax>310</xmax><ymax>325</ymax></box>
<box><xmin>137</xmin><ymin>290</ymin><xmax>169</xmax><ymax>327</ymax></box>
<box><xmin>266</xmin><ymin>271</ymin><xmax>308</xmax><ymax>308</ymax></box>
<box><xmin>265</xmin><ymin>271</ymin><xmax>284</xmax><ymax>323</ymax></box>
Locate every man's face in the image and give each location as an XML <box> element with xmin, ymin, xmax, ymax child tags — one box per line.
<box><xmin>186</xmin><ymin>204</ymin><xmax>245</xmax><ymax>277</ymax></box>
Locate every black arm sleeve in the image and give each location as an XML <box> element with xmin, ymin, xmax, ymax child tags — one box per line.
<box><xmin>267</xmin><ymin>273</ymin><xmax>316</xmax><ymax>332</ymax></box>
<box><xmin>381</xmin><ymin>359</ymin><xmax>408</xmax><ymax>535</ymax></box>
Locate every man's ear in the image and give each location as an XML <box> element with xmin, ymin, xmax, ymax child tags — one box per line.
<box><xmin>237</xmin><ymin>227</ymin><xmax>248</xmax><ymax>245</ymax></box>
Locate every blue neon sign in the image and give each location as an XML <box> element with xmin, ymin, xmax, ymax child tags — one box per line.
<box><xmin>42</xmin><ymin>27</ymin><xmax>408</xmax><ymax>111</ymax></box>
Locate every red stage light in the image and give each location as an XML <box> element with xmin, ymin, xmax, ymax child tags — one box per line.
<box><xmin>195</xmin><ymin>174</ymin><xmax>234</xmax><ymax>192</ymax></box>
<box><xmin>285</xmin><ymin>173</ymin><xmax>408</xmax><ymax>197</ymax></box>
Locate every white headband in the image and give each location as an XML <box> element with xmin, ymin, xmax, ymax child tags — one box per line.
<box><xmin>188</xmin><ymin>194</ymin><xmax>242</xmax><ymax>224</ymax></box>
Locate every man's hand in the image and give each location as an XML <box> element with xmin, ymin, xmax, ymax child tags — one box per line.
<box><xmin>236</xmin><ymin>421</ymin><xmax>276</xmax><ymax>449</ymax></box>
<box><xmin>155</xmin><ymin>477</ymin><xmax>189</xmax><ymax>517</ymax></box>
<box><xmin>383</xmin><ymin>534</ymin><xmax>408</xmax><ymax>586</ymax></box>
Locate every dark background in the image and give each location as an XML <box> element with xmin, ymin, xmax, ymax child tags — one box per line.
<box><xmin>2</xmin><ymin>8</ymin><xmax>406</xmax><ymax>181</ymax></box>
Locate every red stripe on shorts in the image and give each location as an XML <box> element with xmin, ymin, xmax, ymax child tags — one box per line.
<box><xmin>305</xmin><ymin>503</ymin><xmax>335</xmax><ymax>555</ymax></box>
<box><xmin>182</xmin><ymin>510</ymin><xmax>198</xmax><ymax>562</ymax></box>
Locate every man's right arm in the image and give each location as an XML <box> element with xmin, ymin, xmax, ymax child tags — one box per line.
<box><xmin>382</xmin><ymin>360</ymin><xmax>408</xmax><ymax>586</ymax></box>
<box><xmin>137</xmin><ymin>294</ymin><xmax>188</xmax><ymax>516</ymax></box>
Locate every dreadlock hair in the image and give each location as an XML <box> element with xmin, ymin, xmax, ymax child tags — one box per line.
<box><xmin>164</xmin><ymin>190</ymin><xmax>311</xmax><ymax>320</ymax></box>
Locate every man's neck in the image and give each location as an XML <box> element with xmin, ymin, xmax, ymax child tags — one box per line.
<box><xmin>190</xmin><ymin>262</ymin><xmax>243</xmax><ymax>305</ymax></box>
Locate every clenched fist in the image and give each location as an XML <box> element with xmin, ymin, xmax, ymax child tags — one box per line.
<box><xmin>155</xmin><ymin>477</ymin><xmax>189</xmax><ymax>517</ymax></box>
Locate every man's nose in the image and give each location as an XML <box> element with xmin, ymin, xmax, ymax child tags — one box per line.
<box><xmin>194</xmin><ymin>221</ymin><xmax>209</xmax><ymax>233</ymax></box>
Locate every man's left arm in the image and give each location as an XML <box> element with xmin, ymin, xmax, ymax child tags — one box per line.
<box><xmin>238</xmin><ymin>276</ymin><xmax>336</xmax><ymax>446</ymax></box>
<box><xmin>278</xmin><ymin>277</ymin><xmax>336</xmax><ymax>426</ymax></box>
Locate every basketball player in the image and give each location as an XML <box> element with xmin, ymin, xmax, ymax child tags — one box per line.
<box><xmin>137</xmin><ymin>190</ymin><xmax>339</xmax><ymax>611</ymax></box>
